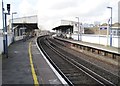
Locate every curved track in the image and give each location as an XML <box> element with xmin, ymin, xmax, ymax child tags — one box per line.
<box><xmin>37</xmin><ymin>35</ymin><xmax>118</xmax><ymax>86</ymax></box>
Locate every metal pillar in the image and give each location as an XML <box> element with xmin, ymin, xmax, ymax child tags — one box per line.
<box><xmin>107</xmin><ymin>19</ymin><xmax>110</xmax><ymax>46</ymax></box>
<box><xmin>12</xmin><ymin>12</ymin><xmax>17</xmax><ymax>42</ymax></box>
<box><xmin>76</xmin><ymin>17</ymin><xmax>80</xmax><ymax>41</ymax></box>
<box><xmin>4</xmin><ymin>13</ymin><xmax>8</xmax><ymax>57</ymax></box>
<box><xmin>12</xmin><ymin>13</ymin><xmax>14</xmax><ymax>42</ymax></box>
<box><xmin>110</xmin><ymin>7</ymin><xmax>112</xmax><ymax>47</ymax></box>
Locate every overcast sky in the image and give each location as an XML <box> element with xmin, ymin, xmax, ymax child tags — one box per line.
<box><xmin>0</xmin><ymin>0</ymin><xmax>119</xmax><ymax>31</ymax></box>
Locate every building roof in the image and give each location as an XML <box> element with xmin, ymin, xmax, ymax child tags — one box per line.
<box><xmin>52</xmin><ymin>25</ymin><xmax>73</xmax><ymax>30</ymax></box>
<box><xmin>111</xmin><ymin>27</ymin><xmax>120</xmax><ymax>30</ymax></box>
<box><xmin>10</xmin><ymin>15</ymin><xmax>38</xmax><ymax>23</ymax></box>
<box><xmin>13</xmin><ymin>23</ymin><xmax>38</xmax><ymax>29</ymax></box>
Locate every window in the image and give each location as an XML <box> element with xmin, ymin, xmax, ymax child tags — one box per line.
<box><xmin>112</xmin><ymin>30</ymin><xmax>116</xmax><ymax>35</ymax></box>
<box><xmin>117</xmin><ymin>30</ymin><xmax>120</xmax><ymax>36</ymax></box>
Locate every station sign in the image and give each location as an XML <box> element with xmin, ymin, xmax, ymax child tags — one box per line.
<box><xmin>99</xmin><ymin>26</ymin><xmax>108</xmax><ymax>30</ymax></box>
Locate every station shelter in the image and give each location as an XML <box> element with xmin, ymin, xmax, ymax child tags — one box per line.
<box><xmin>9</xmin><ymin>15</ymin><xmax>38</xmax><ymax>41</ymax></box>
<box><xmin>52</xmin><ymin>25</ymin><xmax>73</xmax><ymax>38</ymax></box>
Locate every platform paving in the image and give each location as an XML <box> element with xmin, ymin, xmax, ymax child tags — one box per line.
<box><xmin>2</xmin><ymin>39</ymin><xmax>33</xmax><ymax>85</ymax></box>
<box><xmin>31</xmin><ymin>38</ymin><xmax>63</xmax><ymax>85</ymax></box>
<box><xmin>2</xmin><ymin>37</ymin><xmax>63</xmax><ymax>85</ymax></box>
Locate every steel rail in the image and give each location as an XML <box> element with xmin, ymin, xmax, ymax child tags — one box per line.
<box><xmin>37</xmin><ymin>36</ymin><xmax>73</xmax><ymax>86</ymax></box>
<box><xmin>49</xmin><ymin>37</ymin><xmax>120</xmax><ymax>78</ymax></box>
<box><xmin>38</xmin><ymin>36</ymin><xmax>104</xmax><ymax>85</ymax></box>
<box><xmin>47</xmin><ymin>37</ymin><xmax>117</xmax><ymax>86</ymax></box>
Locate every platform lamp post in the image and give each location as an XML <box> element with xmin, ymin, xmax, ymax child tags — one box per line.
<box><xmin>107</xmin><ymin>6</ymin><xmax>112</xmax><ymax>47</ymax></box>
<box><xmin>12</xmin><ymin>12</ymin><xmax>17</xmax><ymax>42</ymax></box>
<box><xmin>76</xmin><ymin>17</ymin><xmax>80</xmax><ymax>41</ymax></box>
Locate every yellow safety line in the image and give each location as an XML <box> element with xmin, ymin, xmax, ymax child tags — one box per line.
<box><xmin>29</xmin><ymin>42</ymin><xmax>39</xmax><ymax>86</ymax></box>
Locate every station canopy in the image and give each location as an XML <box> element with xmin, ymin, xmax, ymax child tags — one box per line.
<box><xmin>10</xmin><ymin>15</ymin><xmax>39</xmax><ymax>31</ymax></box>
<box><xmin>52</xmin><ymin>25</ymin><xmax>73</xmax><ymax>30</ymax></box>
<box><xmin>13</xmin><ymin>23</ymin><xmax>38</xmax><ymax>30</ymax></box>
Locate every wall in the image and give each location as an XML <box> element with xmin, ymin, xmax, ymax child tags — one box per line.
<box><xmin>0</xmin><ymin>37</ymin><xmax>3</xmax><ymax>53</ymax></box>
<box><xmin>71</xmin><ymin>34</ymin><xmax>120</xmax><ymax>48</ymax></box>
<box><xmin>15</xmin><ymin>36</ymin><xmax>23</xmax><ymax>41</ymax></box>
<box><xmin>0</xmin><ymin>34</ymin><xmax>12</xmax><ymax>53</ymax></box>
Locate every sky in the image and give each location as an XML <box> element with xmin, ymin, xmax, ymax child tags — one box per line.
<box><xmin>0</xmin><ymin>0</ymin><xmax>120</xmax><ymax>31</ymax></box>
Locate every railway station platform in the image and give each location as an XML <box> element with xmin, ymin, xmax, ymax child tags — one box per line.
<box><xmin>54</xmin><ymin>37</ymin><xmax>120</xmax><ymax>54</ymax></box>
<box><xmin>2</xmin><ymin>37</ymin><xmax>65</xmax><ymax>85</ymax></box>
<box><xmin>53</xmin><ymin>36</ymin><xmax>120</xmax><ymax>66</ymax></box>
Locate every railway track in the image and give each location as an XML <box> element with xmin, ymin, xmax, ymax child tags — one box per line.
<box><xmin>37</xmin><ymin>36</ymin><xmax>118</xmax><ymax>86</ymax></box>
<box><xmin>49</xmin><ymin>37</ymin><xmax>120</xmax><ymax>83</ymax></box>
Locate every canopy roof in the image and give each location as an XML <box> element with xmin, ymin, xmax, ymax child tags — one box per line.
<box><xmin>13</xmin><ymin>23</ymin><xmax>38</xmax><ymax>30</ymax></box>
<box><xmin>52</xmin><ymin>25</ymin><xmax>73</xmax><ymax>30</ymax></box>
